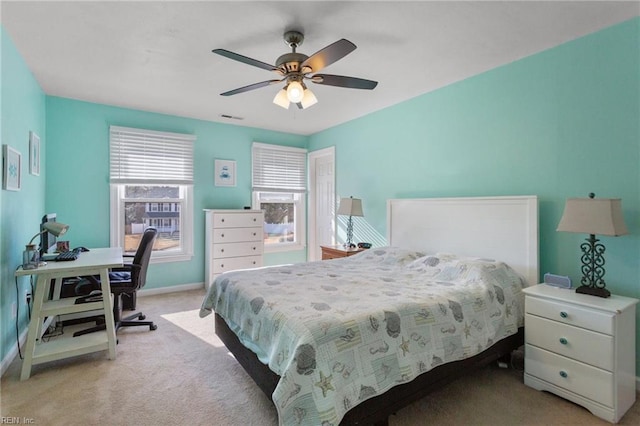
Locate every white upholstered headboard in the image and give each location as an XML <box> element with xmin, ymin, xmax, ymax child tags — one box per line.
<box><xmin>387</xmin><ymin>196</ymin><xmax>539</xmax><ymax>286</ymax></box>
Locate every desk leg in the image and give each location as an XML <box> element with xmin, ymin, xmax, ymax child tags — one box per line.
<box><xmin>99</xmin><ymin>268</ymin><xmax>117</xmax><ymax>360</ymax></box>
<box><xmin>20</xmin><ymin>275</ymin><xmax>49</xmax><ymax>381</ymax></box>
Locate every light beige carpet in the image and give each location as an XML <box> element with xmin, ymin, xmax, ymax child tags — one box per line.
<box><xmin>1</xmin><ymin>289</ymin><xmax>638</xmax><ymax>426</ymax></box>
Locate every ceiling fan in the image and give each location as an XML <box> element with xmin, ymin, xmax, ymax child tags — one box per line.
<box><xmin>212</xmin><ymin>30</ymin><xmax>378</xmax><ymax>110</ymax></box>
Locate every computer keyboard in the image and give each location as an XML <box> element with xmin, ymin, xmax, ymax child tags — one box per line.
<box><xmin>54</xmin><ymin>250</ymin><xmax>78</xmax><ymax>261</ymax></box>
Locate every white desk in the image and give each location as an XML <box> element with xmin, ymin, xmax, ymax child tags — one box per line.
<box><xmin>15</xmin><ymin>247</ymin><xmax>122</xmax><ymax>380</ymax></box>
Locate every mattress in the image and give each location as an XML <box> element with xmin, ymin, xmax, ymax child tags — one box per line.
<box><xmin>200</xmin><ymin>247</ymin><xmax>527</xmax><ymax>425</ymax></box>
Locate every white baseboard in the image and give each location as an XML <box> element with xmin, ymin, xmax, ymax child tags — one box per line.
<box><xmin>137</xmin><ymin>281</ymin><xmax>204</xmax><ymax>297</ymax></box>
<box><xmin>1</xmin><ymin>327</ymin><xmax>28</xmax><ymax>377</ymax></box>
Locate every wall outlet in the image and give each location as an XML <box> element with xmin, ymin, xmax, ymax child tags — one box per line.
<box><xmin>11</xmin><ymin>302</ymin><xmax>17</xmax><ymax>318</ymax></box>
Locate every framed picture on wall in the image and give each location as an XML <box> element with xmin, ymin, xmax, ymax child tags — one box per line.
<box><xmin>29</xmin><ymin>131</ymin><xmax>40</xmax><ymax>176</ymax></box>
<box><xmin>215</xmin><ymin>159</ymin><xmax>236</xmax><ymax>187</ymax></box>
<box><xmin>3</xmin><ymin>144</ymin><xmax>21</xmax><ymax>191</ymax></box>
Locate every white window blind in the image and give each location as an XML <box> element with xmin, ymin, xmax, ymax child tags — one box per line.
<box><xmin>252</xmin><ymin>142</ymin><xmax>307</xmax><ymax>193</ymax></box>
<box><xmin>110</xmin><ymin>126</ymin><xmax>195</xmax><ymax>184</ymax></box>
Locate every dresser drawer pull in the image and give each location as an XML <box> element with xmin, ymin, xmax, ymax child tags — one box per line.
<box><xmin>559</xmin><ymin>370</ymin><xmax>568</xmax><ymax>378</ymax></box>
<box><xmin>252</xmin><ymin>261</ymin><xmax>256</xmax><ymax>265</ymax></box>
<box><xmin>220</xmin><ymin>264</ymin><xmax>224</xmax><ymax>268</ymax></box>
<box><xmin>559</xmin><ymin>311</ymin><xmax>568</xmax><ymax>319</ymax></box>
<box><xmin>221</xmin><ymin>218</ymin><xmax>225</xmax><ymax>222</ymax></box>
<box><xmin>252</xmin><ymin>247</ymin><xmax>256</xmax><ymax>250</ymax></box>
<box><xmin>220</xmin><ymin>249</ymin><xmax>224</xmax><ymax>253</ymax></box>
<box><xmin>253</xmin><ymin>218</ymin><xmax>257</xmax><ymax>222</ymax></box>
<box><xmin>559</xmin><ymin>337</ymin><xmax>568</xmax><ymax>345</ymax></box>
<box><xmin>221</xmin><ymin>234</ymin><xmax>224</xmax><ymax>238</ymax></box>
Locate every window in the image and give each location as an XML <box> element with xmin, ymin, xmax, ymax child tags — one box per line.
<box><xmin>109</xmin><ymin>126</ymin><xmax>195</xmax><ymax>262</ymax></box>
<box><xmin>252</xmin><ymin>142</ymin><xmax>307</xmax><ymax>253</ymax></box>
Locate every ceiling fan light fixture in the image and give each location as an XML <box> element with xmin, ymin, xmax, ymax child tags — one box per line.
<box><xmin>300</xmin><ymin>88</ymin><xmax>318</xmax><ymax>109</ymax></box>
<box><xmin>286</xmin><ymin>81</ymin><xmax>304</xmax><ymax>103</ymax></box>
<box><xmin>273</xmin><ymin>88</ymin><xmax>290</xmax><ymax>109</ymax></box>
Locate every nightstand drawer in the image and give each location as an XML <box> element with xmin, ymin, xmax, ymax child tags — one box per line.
<box><xmin>525</xmin><ymin>314</ymin><xmax>614</xmax><ymax>370</ymax></box>
<box><xmin>526</xmin><ymin>345</ymin><xmax>614</xmax><ymax>408</ymax></box>
<box><xmin>526</xmin><ymin>296</ymin><xmax>614</xmax><ymax>335</ymax></box>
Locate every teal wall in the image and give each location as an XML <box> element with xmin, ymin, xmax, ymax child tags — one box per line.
<box><xmin>45</xmin><ymin>97</ymin><xmax>308</xmax><ymax>289</ymax></box>
<box><xmin>1</xmin><ymin>27</ymin><xmax>47</xmax><ymax>363</ymax></box>
<box><xmin>310</xmin><ymin>18</ymin><xmax>640</xmax><ymax>365</ymax></box>
<box><xmin>2</xmin><ymin>18</ymin><xmax>640</xmax><ymax>371</ymax></box>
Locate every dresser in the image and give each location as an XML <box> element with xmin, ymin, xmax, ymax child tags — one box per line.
<box><xmin>320</xmin><ymin>245</ymin><xmax>366</xmax><ymax>260</ymax></box>
<box><xmin>204</xmin><ymin>209</ymin><xmax>264</xmax><ymax>289</ymax></box>
<box><xmin>522</xmin><ymin>284</ymin><xmax>638</xmax><ymax>423</ymax></box>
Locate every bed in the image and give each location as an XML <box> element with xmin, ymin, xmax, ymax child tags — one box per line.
<box><xmin>200</xmin><ymin>196</ymin><xmax>538</xmax><ymax>425</ymax></box>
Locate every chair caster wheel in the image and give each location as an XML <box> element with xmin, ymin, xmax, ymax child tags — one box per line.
<box><xmin>139</xmin><ymin>314</ymin><xmax>146</xmax><ymax>320</ymax></box>
<box><xmin>150</xmin><ymin>324</ymin><xmax>158</xmax><ymax>331</ymax></box>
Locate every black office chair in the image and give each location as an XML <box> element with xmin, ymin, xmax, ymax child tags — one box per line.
<box><xmin>73</xmin><ymin>227</ymin><xmax>158</xmax><ymax>336</ymax></box>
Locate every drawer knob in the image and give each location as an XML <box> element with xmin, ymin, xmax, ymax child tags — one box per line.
<box><xmin>221</xmin><ymin>234</ymin><xmax>224</xmax><ymax>238</ymax></box>
<box><xmin>252</xmin><ymin>261</ymin><xmax>256</xmax><ymax>265</ymax></box>
<box><xmin>253</xmin><ymin>218</ymin><xmax>256</xmax><ymax>221</ymax></box>
<box><xmin>559</xmin><ymin>311</ymin><xmax>568</xmax><ymax>319</ymax></box>
<box><xmin>221</xmin><ymin>249</ymin><xmax>224</xmax><ymax>253</ymax></box>
<box><xmin>559</xmin><ymin>337</ymin><xmax>568</xmax><ymax>345</ymax></box>
<box><xmin>221</xmin><ymin>218</ymin><xmax>225</xmax><ymax>222</ymax></box>
<box><xmin>559</xmin><ymin>371</ymin><xmax>568</xmax><ymax>378</ymax></box>
<box><xmin>252</xmin><ymin>247</ymin><xmax>256</xmax><ymax>250</ymax></box>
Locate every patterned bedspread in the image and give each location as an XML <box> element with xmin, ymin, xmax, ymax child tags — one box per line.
<box><xmin>200</xmin><ymin>247</ymin><xmax>526</xmax><ymax>426</ymax></box>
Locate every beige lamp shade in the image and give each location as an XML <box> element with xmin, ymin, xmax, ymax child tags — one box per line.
<box><xmin>557</xmin><ymin>197</ymin><xmax>628</xmax><ymax>236</ymax></box>
<box><xmin>43</xmin><ymin>221</ymin><xmax>69</xmax><ymax>237</ymax></box>
<box><xmin>337</xmin><ymin>197</ymin><xmax>364</xmax><ymax>217</ymax></box>
<box><xmin>28</xmin><ymin>221</ymin><xmax>70</xmax><ymax>246</ymax></box>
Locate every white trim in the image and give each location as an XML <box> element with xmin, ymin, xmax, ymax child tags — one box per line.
<box><xmin>307</xmin><ymin>146</ymin><xmax>335</xmax><ymax>261</ymax></box>
<box><xmin>137</xmin><ymin>282</ymin><xmax>204</xmax><ymax>297</ymax></box>
<box><xmin>1</xmin><ymin>328</ymin><xmax>28</xmax><ymax>377</ymax></box>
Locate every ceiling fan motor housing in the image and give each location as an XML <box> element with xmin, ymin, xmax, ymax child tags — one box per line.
<box><xmin>276</xmin><ymin>52</ymin><xmax>309</xmax><ymax>73</ymax></box>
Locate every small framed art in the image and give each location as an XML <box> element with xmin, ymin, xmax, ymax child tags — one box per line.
<box><xmin>3</xmin><ymin>144</ymin><xmax>21</xmax><ymax>191</ymax></box>
<box><xmin>215</xmin><ymin>159</ymin><xmax>236</xmax><ymax>187</ymax></box>
<box><xmin>29</xmin><ymin>131</ymin><xmax>40</xmax><ymax>176</ymax></box>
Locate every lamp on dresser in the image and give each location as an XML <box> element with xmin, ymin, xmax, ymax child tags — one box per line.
<box><xmin>556</xmin><ymin>192</ymin><xmax>628</xmax><ymax>298</ymax></box>
<box><xmin>337</xmin><ymin>196</ymin><xmax>364</xmax><ymax>248</ymax></box>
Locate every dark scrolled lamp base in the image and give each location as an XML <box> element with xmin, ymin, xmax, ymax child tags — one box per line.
<box><xmin>576</xmin><ymin>234</ymin><xmax>611</xmax><ymax>298</ymax></box>
<box><xmin>575</xmin><ymin>285</ymin><xmax>611</xmax><ymax>298</ymax></box>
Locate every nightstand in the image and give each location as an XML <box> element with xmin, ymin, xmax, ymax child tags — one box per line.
<box><xmin>320</xmin><ymin>245</ymin><xmax>366</xmax><ymax>260</ymax></box>
<box><xmin>522</xmin><ymin>284</ymin><xmax>638</xmax><ymax>423</ymax></box>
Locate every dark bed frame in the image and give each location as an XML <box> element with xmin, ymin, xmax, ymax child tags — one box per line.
<box><xmin>215</xmin><ymin>313</ymin><xmax>524</xmax><ymax>426</ymax></box>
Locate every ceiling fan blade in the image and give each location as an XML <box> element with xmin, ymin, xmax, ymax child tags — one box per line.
<box><xmin>311</xmin><ymin>74</ymin><xmax>378</xmax><ymax>90</ymax></box>
<box><xmin>300</xmin><ymin>39</ymin><xmax>356</xmax><ymax>73</ymax></box>
<box><xmin>213</xmin><ymin>49</ymin><xmax>282</xmax><ymax>73</ymax></box>
<box><xmin>221</xmin><ymin>80</ymin><xmax>282</xmax><ymax>96</ymax></box>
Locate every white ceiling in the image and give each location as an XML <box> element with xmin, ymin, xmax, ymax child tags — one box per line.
<box><xmin>2</xmin><ymin>1</ymin><xmax>639</xmax><ymax>136</ymax></box>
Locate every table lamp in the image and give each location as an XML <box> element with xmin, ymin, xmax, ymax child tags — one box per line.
<box><xmin>23</xmin><ymin>221</ymin><xmax>69</xmax><ymax>269</ymax></box>
<box><xmin>337</xmin><ymin>196</ymin><xmax>364</xmax><ymax>248</ymax></box>
<box><xmin>556</xmin><ymin>193</ymin><xmax>628</xmax><ymax>298</ymax></box>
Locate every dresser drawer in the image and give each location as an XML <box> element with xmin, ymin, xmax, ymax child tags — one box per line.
<box><xmin>212</xmin><ymin>227</ymin><xmax>262</xmax><ymax>243</ymax></box>
<box><xmin>213</xmin><ymin>255</ymin><xmax>262</xmax><ymax>274</ymax></box>
<box><xmin>525</xmin><ymin>345</ymin><xmax>614</xmax><ymax>407</ymax></box>
<box><xmin>526</xmin><ymin>296</ymin><xmax>614</xmax><ymax>335</ymax></box>
<box><xmin>525</xmin><ymin>314</ymin><xmax>614</xmax><ymax>370</ymax></box>
<box><xmin>212</xmin><ymin>212</ymin><xmax>263</xmax><ymax>229</ymax></box>
<box><xmin>212</xmin><ymin>241</ymin><xmax>263</xmax><ymax>259</ymax></box>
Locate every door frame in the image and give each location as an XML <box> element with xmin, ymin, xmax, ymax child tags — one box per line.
<box><xmin>307</xmin><ymin>146</ymin><xmax>335</xmax><ymax>261</ymax></box>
